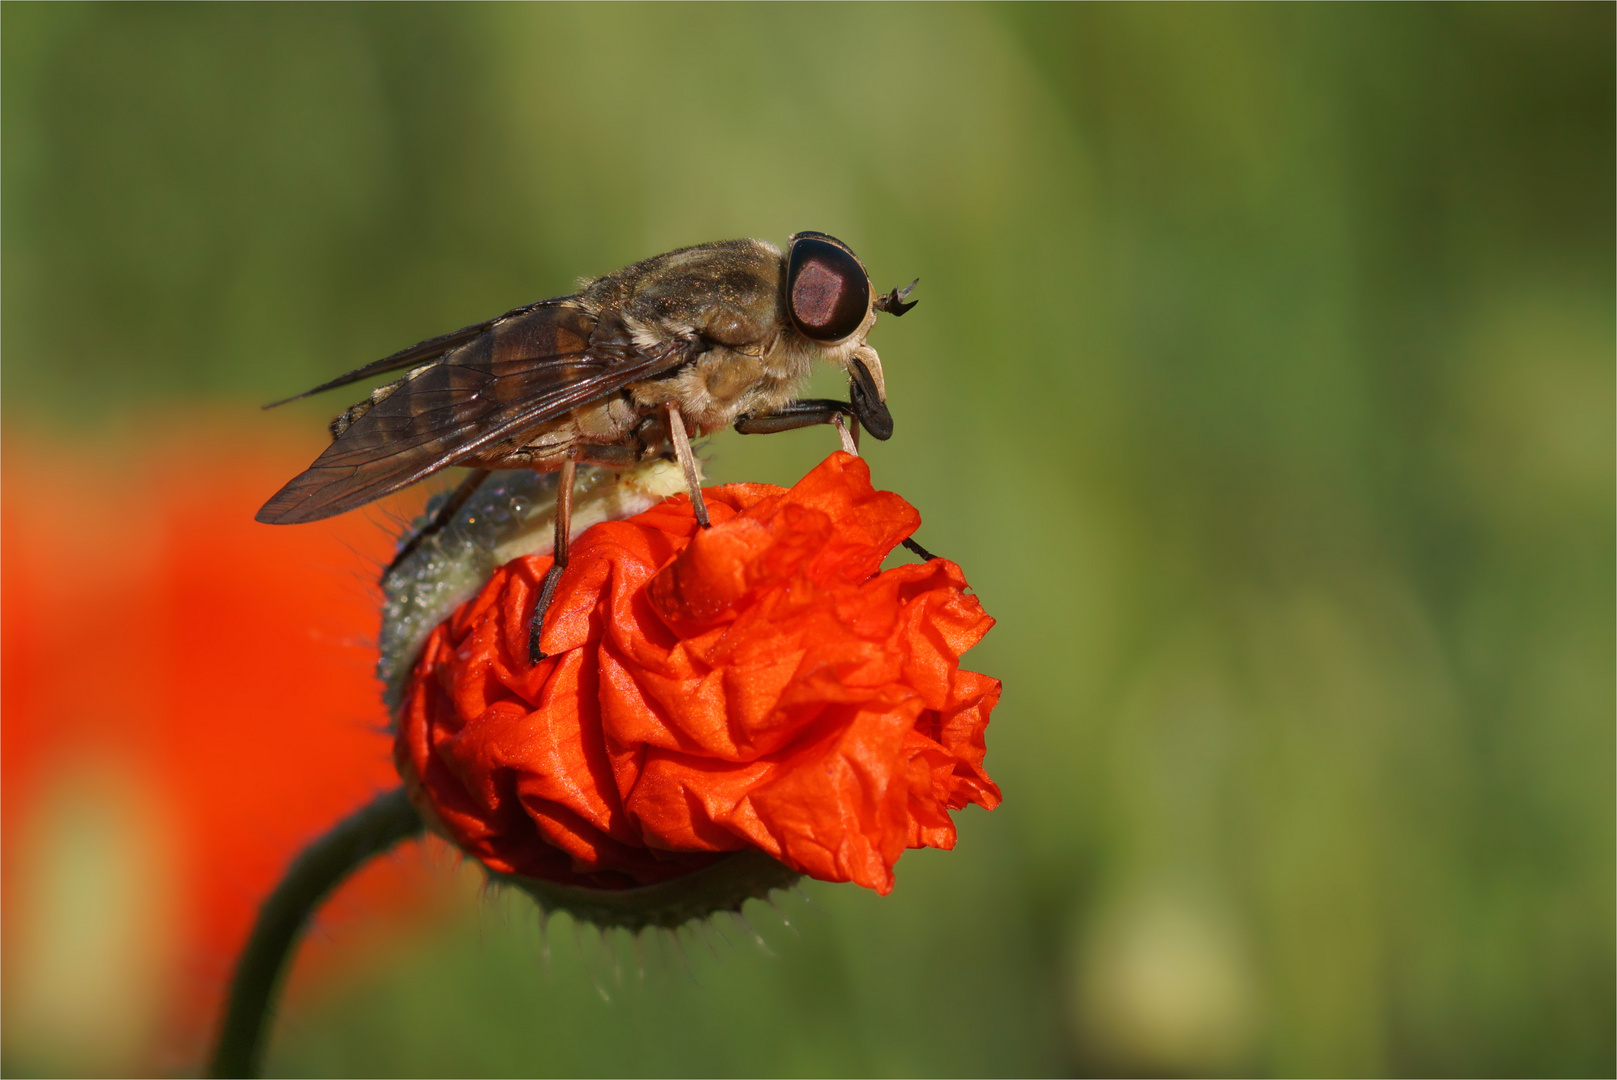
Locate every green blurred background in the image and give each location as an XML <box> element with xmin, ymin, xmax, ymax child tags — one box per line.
<box><xmin>4</xmin><ymin>3</ymin><xmax>1612</xmax><ymax>1076</ymax></box>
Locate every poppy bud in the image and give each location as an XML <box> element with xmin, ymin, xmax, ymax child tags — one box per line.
<box><xmin>387</xmin><ymin>453</ymin><xmax>1001</xmax><ymax>930</ymax></box>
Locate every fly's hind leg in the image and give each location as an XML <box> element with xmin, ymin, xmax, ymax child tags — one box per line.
<box><xmin>385</xmin><ymin>469</ymin><xmax>491</xmax><ymax>578</ymax></box>
<box><xmin>528</xmin><ymin>459</ymin><xmax>575</xmax><ymax>664</ymax></box>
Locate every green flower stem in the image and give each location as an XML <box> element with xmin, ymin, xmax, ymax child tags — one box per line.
<box><xmin>209</xmin><ymin>787</ymin><xmax>424</xmax><ymax>1078</ymax></box>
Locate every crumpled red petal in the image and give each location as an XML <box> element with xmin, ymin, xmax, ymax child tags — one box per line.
<box><xmin>395</xmin><ymin>452</ymin><xmax>1001</xmax><ymax>895</ymax></box>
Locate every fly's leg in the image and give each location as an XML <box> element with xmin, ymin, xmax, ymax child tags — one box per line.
<box><xmin>831</xmin><ymin>414</ymin><xmax>860</xmax><ymax>455</ymax></box>
<box><xmin>666</xmin><ymin>403</ymin><xmax>709</xmax><ymax>528</ymax></box>
<box><xmin>733</xmin><ymin>399</ymin><xmax>855</xmax><ymax>436</ymax></box>
<box><xmin>528</xmin><ymin>459</ymin><xmax>575</xmax><ymax>664</ymax></box>
<box><xmin>385</xmin><ymin>468</ymin><xmax>490</xmax><ymax>579</ymax></box>
<box><xmin>528</xmin><ymin>403</ymin><xmax>706</xmax><ymax>665</ymax></box>
<box><xmin>901</xmin><ymin>537</ymin><xmax>939</xmax><ymax>561</ymax></box>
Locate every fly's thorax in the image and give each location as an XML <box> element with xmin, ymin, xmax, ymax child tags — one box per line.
<box><xmin>627</xmin><ymin>306</ymin><xmax>884</xmax><ymax>432</ymax></box>
<box><xmin>625</xmin><ymin>345</ymin><xmax>797</xmax><ymax>432</ymax></box>
<box><xmin>587</xmin><ymin>238</ymin><xmax>785</xmax><ymax>347</ymax></box>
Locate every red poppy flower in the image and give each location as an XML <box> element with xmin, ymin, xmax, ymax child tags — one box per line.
<box><xmin>395</xmin><ymin>452</ymin><xmax>1000</xmax><ymax>898</ymax></box>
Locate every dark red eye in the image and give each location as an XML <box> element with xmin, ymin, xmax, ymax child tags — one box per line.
<box><xmin>787</xmin><ymin>234</ymin><xmax>871</xmax><ymax>343</ymax></box>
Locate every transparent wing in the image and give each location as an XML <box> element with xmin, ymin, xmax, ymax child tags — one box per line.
<box><xmin>256</xmin><ymin>303</ymin><xmax>685</xmax><ymax>524</ymax></box>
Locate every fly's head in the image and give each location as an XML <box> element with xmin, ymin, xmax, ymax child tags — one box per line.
<box><xmin>781</xmin><ymin>231</ymin><xmax>916</xmax><ymax>441</ymax></box>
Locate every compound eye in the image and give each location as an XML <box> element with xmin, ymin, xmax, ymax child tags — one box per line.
<box><xmin>787</xmin><ymin>235</ymin><xmax>871</xmax><ymax>343</ymax></box>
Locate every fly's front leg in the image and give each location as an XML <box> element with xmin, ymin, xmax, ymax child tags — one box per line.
<box><xmin>733</xmin><ymin>399</ymin><xmax>854</xmax><ymax>436</ymax></box>
<box><xmin>528</xmin><ymin>459</ymin><xmax>575</xmax><ymax>664</ymax></box>
<box><xmin>831</xmin><ymin>415</ymin><xmax>860</xmax><ymax>455</ymax></box>
<box><xmin>735</xmin><ymin>399</ymin><xmax>863</xmax><ymax>455</ymax></box>
<box><xmin>901</xmin><ymin>537</ymin><xmax>938</xmax><ymax>561</ymax></box>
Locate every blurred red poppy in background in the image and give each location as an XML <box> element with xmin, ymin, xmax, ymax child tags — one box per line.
<box><xmin>1</xmin><ymin>420</ymin><xmax>442</xmax><ymax>1075</ymax></box>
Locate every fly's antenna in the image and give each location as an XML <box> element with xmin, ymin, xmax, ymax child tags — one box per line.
<box><xmin>874</xmin><ymin>279</ymin><xmax>918</xmax><ymax>316</ymax></box>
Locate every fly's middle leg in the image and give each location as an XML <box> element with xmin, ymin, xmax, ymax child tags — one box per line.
<box><xmin>666</xmin><ymin>403</ymin><xmax>709</xmax><ymax>528</ymax></box>
<box><xmin>529</xmin><ymin>405</ymin><xmax>705</xmax><ymax>664</ymax></box>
